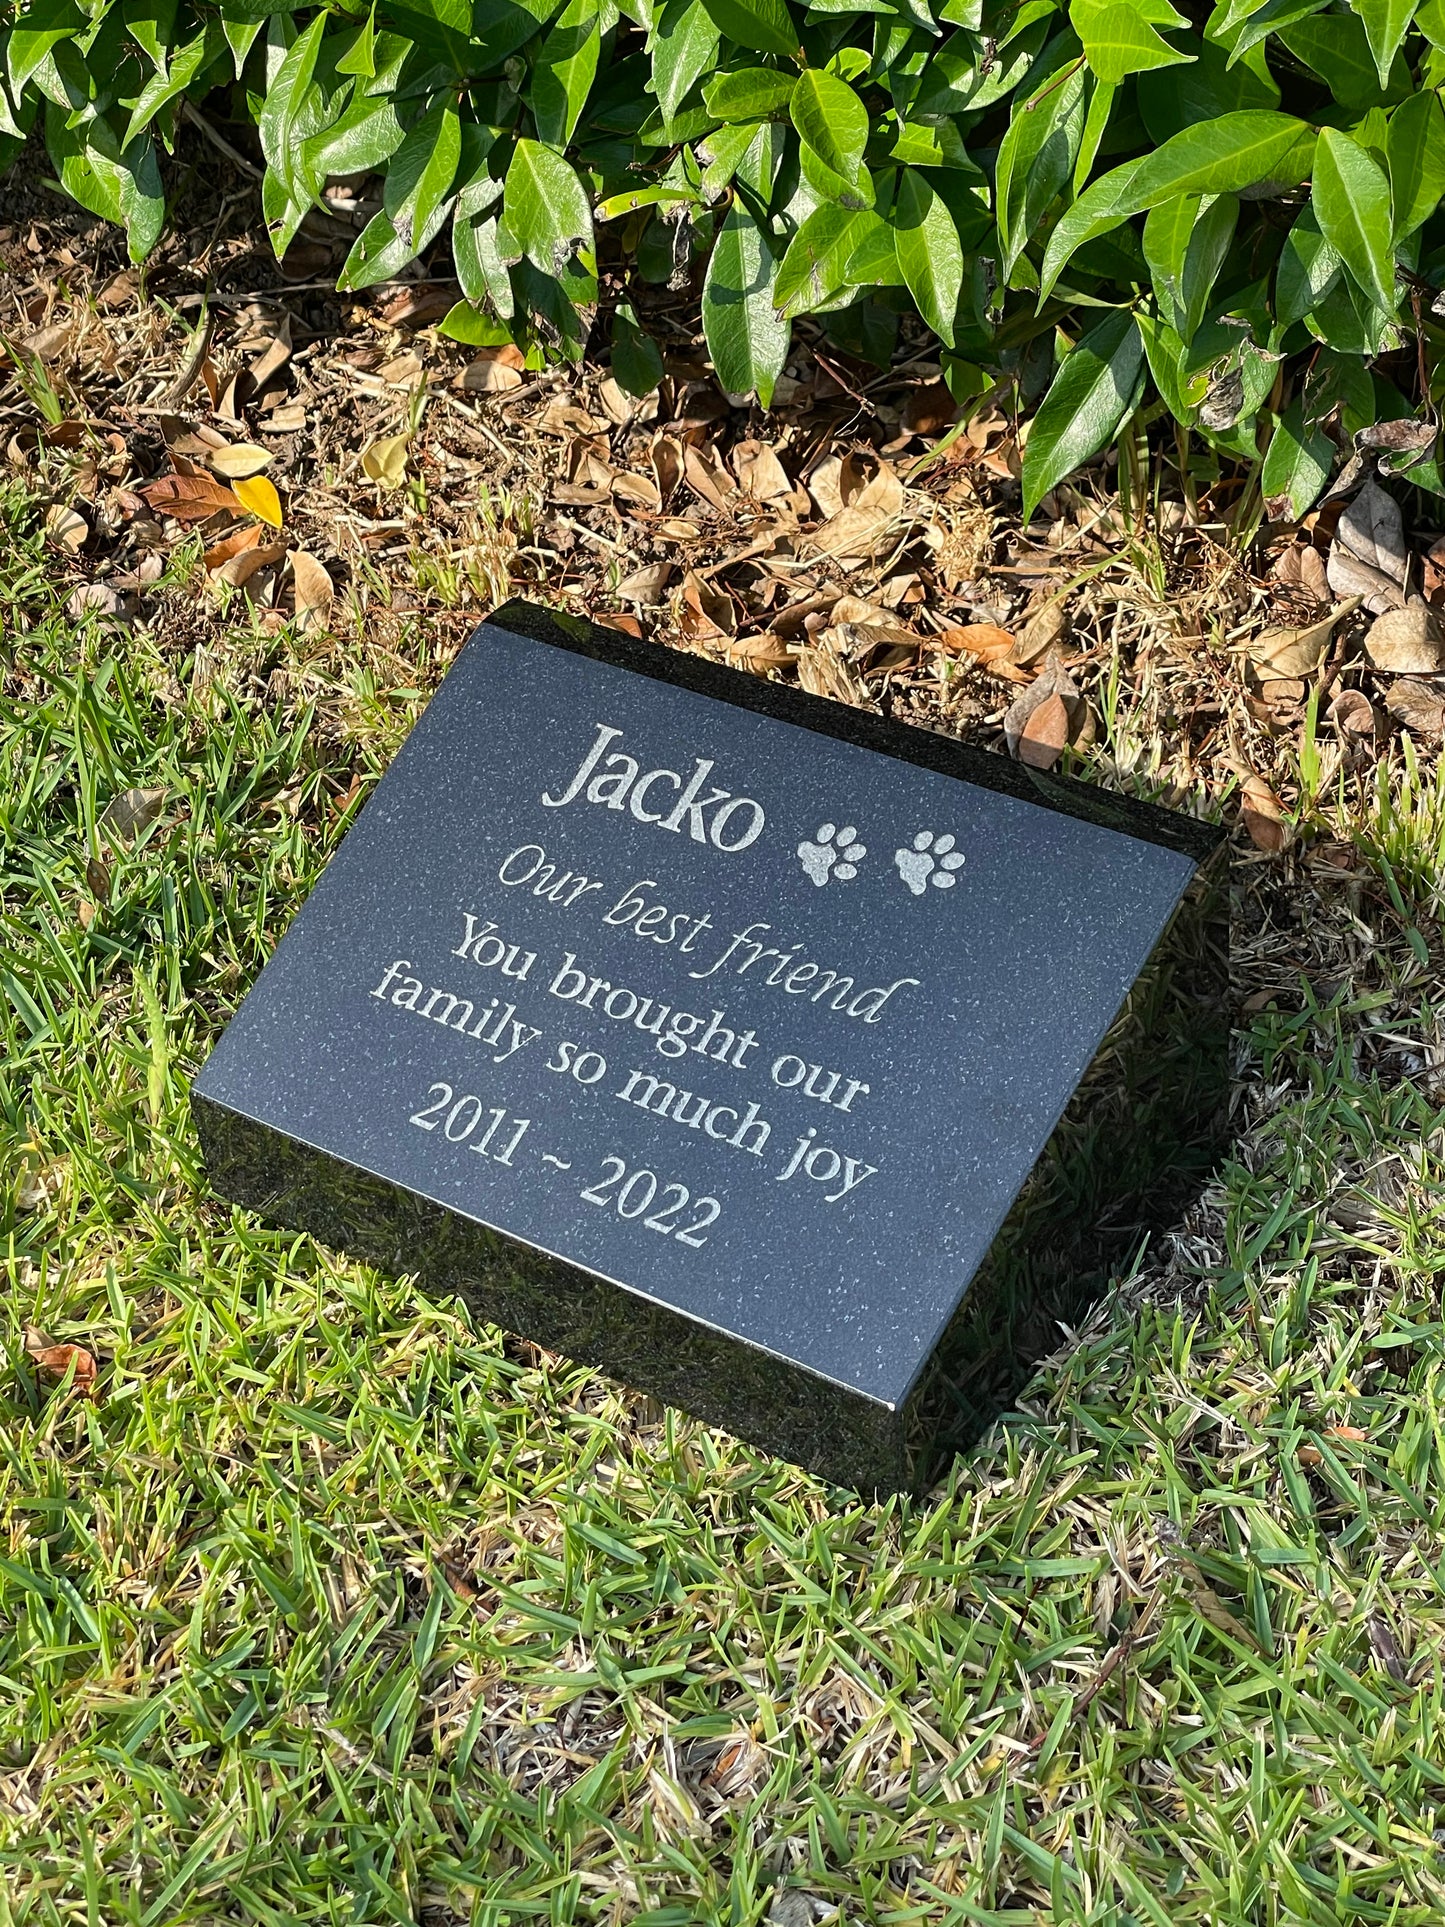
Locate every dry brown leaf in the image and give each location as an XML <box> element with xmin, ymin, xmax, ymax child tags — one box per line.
<box><xmin>214</xmin><ymin>542</ymin><xmax>288</xmax><ymax>588</ymax></box>
<box><xmin>378</xmin><ymin>351</ymin><xmax>424</xmax><ymax>386</ymax></box>
<box><xmin>100</xmin><ymin>786</ymin><xmax>166</xmax><ymax>844</ymax></box>
<box><xmin>1240</xmin><ymin>773</ymin><xmax>1288</xmax><ymax>852</ymax></box>
<box><xmin>805</xmin><ymin>455</ymin><xmax>906</xmax><ymax>564</ymax></box>
<box><xmin>1247</xmin><ymin>596</ymin><xmax>1360</xmax><ymax>678</ymax></box>
<box><xmin>595</xmin><ymin>612</ymin><xmax>644</xmax><ymax>638</ymax></box>
<box><xmin>656</xmin><ymin>516</ymin><xmax>701</xmax><ymax>542</ymax></box>
<box><xmin>140</xmin><ymin>472</ymin><xmax>242</xmax><ymax>522</ymax></box>
<box><xmin>1260</xmin><ymin>677</ymin><xmax>1306</xmax><ymax>709</ymax></box>
<box><xmin>940</xmin><ymin>622</ymin><xmax>1015</xmax><ymax>660</ymax></box>
<box><xmin>732</xmin><ymin>440</ymin><xmax>791</xmax><ymax>503</ymax></box>
<box><xmin>23</xmin><ymin>1327</ymin><xmax>97</xmax><ymax>1398</ymax></box>
<box><xmin>679</xmin><ymin>571</ymin><xmax>734</xmax><ymax>641</ymax></box>
<box><xmin>45</xmin><ymin>503</ymin><xmax>88</xmax><ymax>550</ymax></box>
<box><xmin>203</xmin><ymin>524</ymin><xmax>263</xmax><ymax>572</ymax></box>
<box><xmin>1272</xmin><ymin>543</ymin><xmax>1330</xmax><ymax>601</ymax></box>
<box><xmin>1327</xmin><ymin>480</ymin><xmax>1408</xmax><ymax>613</ymax></box>
<box><xmin>207</xmin><ymin>443</ymin><xmax>273</xmax><ymax>480</ymax></box>
<box><xmin>85</xmin><ymin>854</ymin><xmax>111</xmax><ymax>901</ymax></box>
<box><xmin>459</xmin><ymin>352</ymin><xmax>524</xmax><ymax>394</ymax></box>
<box><xmin>847</xmin><ymin>455</ymin><xmax>904</xmax><ymax>518</ymax></box>
<box><xmin>1422</xmin><ymin>533</ymin><xmax>1445</xmax><ymax>604</ymax></box>
<box><xmin>378</xmin><ymin>286</ymin><xmax>454</xmax><ymax>327</ymax></box>
<box><xmin>218</xmin><ymin>372</ymin><xmax>245</xmax><ymax>422</ymax></box>
<box><xmin>65</xmin><ymin>582</ymin><xmax>124</xmax><ymax>621</ymax></box>
<box><xmin>728</xmin><ymin>634</ymin><xmax>795</xmax><ymax>670</ymax></box>
<box><xmin>900</xmin><ymin>379</ymin><xmax>959</xmax><ymax>440</ymax></box>
<box><xmin>616</xmin><ymin>562</ymin><xmax>673</xmax><ymax>604</ymax></box>
<box><xmin>1004</xmin><ymin>653</ymin><xmax>1088</xmax><ymax>756</ymax></box>
<box><xmin>683</xmin><ymin>443</ymin><xmax>736</xmax><ymax>514</ymax></box>
<box><xmin>805</xmin><ymin>503</ymin><xmax>896</xmax><ymax>563</ymax></box>
<box><xmin>1363</xmin><ymin>602</ymin><xmax>1445</xmax><ymax>673</ymax></box>
<box><xmin>23</xmin><ymin>323</ymin><xmax>71</xmax><ymax>362</ymax></box>
<box><xmin>611</xmin><ymin>470</ymin><xmax>661</xmax><ymax>512</ymax></box>
<box><xmin>1383</xmin><ymin>677</ymin><xmax>1445</xmax><ymax>735</ymax></box>
<box><xmin>265</xmin><ymin>403</ymin><xmax>307</xmax><ymax>434</ymax></box>
<box><xmin>1011</xmin><ymin>598</ymin><xmax>1070</xmax><ymax>665</ymax></box>
<box><xmin>1016</xmin><ymin>692</ymin><xmax>1071</xmax><ymax>769</ymax></box>
<box><xmin>829</xmin><ymin>594</ymin><xmax>896</xmax><ymax>627</ymax></box>
<box><xmin>1328</xmin><ymin>689</ymin><xmax>1376</xmax><ymax>744</ymax></box>
<box><xmin>596</xmin><ymin>377</ymin><xmax>636</xmax><ymax>427</ymax></box>
<box><xmin>248</xmin><ymin>313</ymin><xmax>293</xmax><ymax>389</ymax></box>
<box><xmin>822</xmin><ymin>620</ymin><xmax>919</xmax><ymax>673</ymax></box>
<box><xmin>290</xmin><ymin>550</ymin><xmax>334</xmax><ymax>630</ymax></box>
<box><xmin>806</xmin><ymin>453</ymin><xmax>845</xmax><ymax>519</ymax></box>
<box><xmin>651</xmin><ymin>434</ymin><xmax>683</xmax><ymax>506</ymax></box>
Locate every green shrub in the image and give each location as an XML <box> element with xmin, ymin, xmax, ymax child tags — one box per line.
<box><xmin>5</xmin><ymin>0</ymin><xmax>1445</xmax><ymax>515</ymax></box>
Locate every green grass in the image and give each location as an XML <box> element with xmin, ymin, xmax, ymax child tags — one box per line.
<box><xmin>3</xmin><ymin>476</ymin><xmax>1445</xmax><ymax>1926</ymax></box>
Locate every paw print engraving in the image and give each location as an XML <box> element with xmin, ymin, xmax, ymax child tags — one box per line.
<box><xmin>895</xmin><ymin>831</ymin><xmax>965</xmax><ymax>895</ymax></box>
<box><xmin>798</xmin><ymin>822</ymin><xmax>867</xmax><ymax>886</ymax></box>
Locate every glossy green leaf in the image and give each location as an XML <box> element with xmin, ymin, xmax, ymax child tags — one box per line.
<box><xmin>387</xmin><ymin>99</ymin><xmax>460</xmax><ymax>246</ymax></box>
<box><xmin>1279</xmin><ymin>12</ymin><xmax>1404</xmax><ymax>106</ymax></box>
<box><xmin>612</xmin><ymin>299</ymin><xmax>665</xmax><ymax>394</ymax></box>
<box><xmin>701</xmin><ymin>199</ymin><xmax>790</xmax><ymax>402</ymax></box>
<box><xmin>1022</xmin><ymin>308</ymin><xmax>1145</xmax><ymax>520</ymax></box>
<box><xmin>891</xmin><ymin>168</ymin><xmax>963</xmax><ymax>346</ymax></box>
<box><xmin>1039</xmin><ymin>111</ymin><xmax>1314</xmax><ymax>300</ymax></box>
<box><xmin>121</xmin><ymin>20</ymin><xmax>224</xmax><ymax>148</ymax></box>
<box><xmin>503</xmin><ymin>136</ymin><xmax>593</xmax><ymax>275</ymax></box>
<box><xmin>8</xmin><ymin>0</ymin><xmax>85</xmax><ymax>100</ymax></box>
<box><xmin>799</xmin><ymin>138</ymin><xmax>874</xmax><ymax>209</ymax></box>
<box><xmin>994</xmin><ymin>53</ymin><xmax>1088</xmax><ymax>283</ymax></box>
<box><xmin>844</xmin><ymin>210</ymin><xmax>905</xmax><ymax>284</ymax></box>
<box><xmin>453</xmin><ymin>210</ymin><xmax>516</xmax><ymax>316</ymax></box>
<box><xmin>790</xmin><ymin>69</ymin><xmax>868</xmax><ymax>179</ymax></box>
<box><xmin>698</xmin><ymin>0</ymin><xmax>799</xmax><ymax>57</ymax></box>
<box><xmin>335</xmin><ymin>8</ymin><xmax>376</xmax><ymax>77</ymax></box>
<box><xmin>1312</xmin><ymin>126</ymin><xmax>1396</xmax><ymax>314</ymax></box>
<box><xmin>1212</xmin><ymin>0</ymin><xmax>1328</xmax><ymax>65</ymax></box>
<box><xmin>703</xmin><ymin>66</ymin><xmax>795</xmax><ymax>118</ymax></box>
<box><xmin>302</xmin><ymin>86</ymin><xmax>405</xmax><ymax>179</ymax></box>
<box><xmin>1070</xmin><ymin>0</ymin><xmax>1192</xmax><ymax>81</ymax></box>
<box><xmin>1260</xmin><ymin>398</ymin><xmax>1333</xmax><ymax>519</ymax></box>
<box><xmin>1352</xmin><ymin>0</ymin><xmax>1418</xmax><ymax>87</ymax></box>
<box><xmin>45</xmin><ymin>106</ymin><xmax>164</xmax><ymax>262</ymax></box>
<box><xmin>1386</xmin><ymin>89</ymin><xmax>1445</xmax><ymax>240</ymax></box>
<box><xmin>1276</xmin><ymin>206</ymin><xmax>1341</xmax><ymax>328</ymax></box>
<box><xmin>650</xmin><ymin>0</ymin><xmax>719</xmax><ymax>123</ymax></box>
<box><xmin>1142</xmin><ymin>191</ymin><xmax>1236</xmax><ymax>339</ymax></box>
<box><xmin>438</xmin><ymin>301</ymin><xmax>511</xmax><ymax>348</ymax></box>
<box><xmin>1137</xmin><ymin>37</ymin><xmax>1277</xmax><ymax>139</ymax></box>
<box><xmin>1135</xmin><ymin>307</ymin><xmax>1192</xmax><ymax>421</ymax></box>
<box><xmin>256</xmin><ymin>11</ymin><xmax>325</xmax><ymax>197</ymax></box>
<box><xmin>531</xmin><ymin>0</ymin><xmax>600</xmax><ymax>147</ymax></box>
<box><xmin>774</xmin><ymin>201</ymin><xmax>866</xmax><ymax>315</ymax></box>
<box><xmin>122</xmin><ymin>0</ymin><xmax>178</xmax><ymax>72</ymax></box>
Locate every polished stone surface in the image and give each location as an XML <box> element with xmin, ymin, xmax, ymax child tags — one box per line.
<box><xmin>193</xmin><ymin>600</ymin><xmax>1228</xmax><ymax>1490</ymax></box>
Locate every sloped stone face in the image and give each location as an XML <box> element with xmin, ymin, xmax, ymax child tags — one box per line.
<box><xmin>193</xmin><ymin>599</ymin><xmax>1228</xmax><ymax>1492</ymax></box>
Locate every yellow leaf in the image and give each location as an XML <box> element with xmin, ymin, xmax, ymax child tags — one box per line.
<box><xmin>208</xmin><ymin>442</ymin><xmax>273</xmax><ymax>480</ymax></box>
<box><xmin>233</xmin><ymin>474</ymin><xmax>283</xmax><ymax>527</ymax></box>
<box><xmin>362</xmin><ymin>433</ymin><xmax>410</xmax><ymax>490</ymax></box>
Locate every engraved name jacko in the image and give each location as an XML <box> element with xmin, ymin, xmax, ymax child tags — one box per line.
<box><xmin>541</xmin><ymin>723</ymin><xmax>765</xmax><ymax>851</ymax></box>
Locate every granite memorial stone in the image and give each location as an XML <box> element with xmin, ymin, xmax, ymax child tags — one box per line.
<box><xmin>193</xmin><ymin>601</ymin><xmax>1228</xmax><ymax>1491</ymax></box>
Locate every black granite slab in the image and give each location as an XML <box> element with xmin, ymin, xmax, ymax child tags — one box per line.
<box><xmin>192</xmin><ymin>600</ymin><xmax>1228</xmax><ymax>1491</ymax></box>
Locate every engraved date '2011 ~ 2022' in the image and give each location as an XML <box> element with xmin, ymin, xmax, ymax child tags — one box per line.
<box><xmin>408</xmin><ymin>1081</ymin><xmax>721</xmax><ymax>1247</ymax></box>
